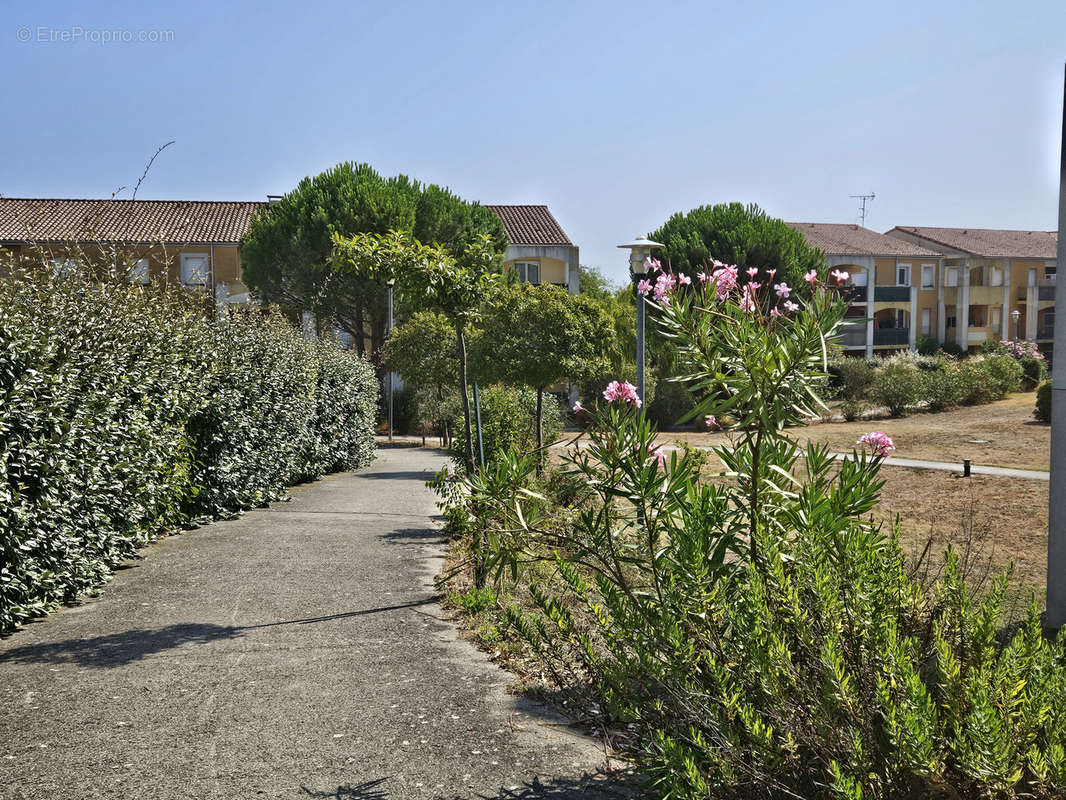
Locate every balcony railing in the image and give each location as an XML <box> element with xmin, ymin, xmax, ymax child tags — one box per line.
<box><xmin>837</xmin><ymin>321</ymin><xmax>867</xmax><ymax>348</ymax></box>
<box><xmin>873</xmin><ymin>286</ymin><xmax>910</xmax><ymax>303</ymax></box>
<box><xmin>839</xmin><ymin>285</ymin><xmax>867</xmax><ymax>303</ymax></box>
<box><xmin>1038</xmin><ymin>326</ymin><xmax>1055</xmax><ymax>340</ymax></box>
<box><xmin>1016</xmin><ymin>284</ymin><xmax>1056</xmax><ymax>302</ymax></box>
<box><xmin>873</xmin><ymin>328</ymin><xmax>909</xmax><ymax>346</ymax></box>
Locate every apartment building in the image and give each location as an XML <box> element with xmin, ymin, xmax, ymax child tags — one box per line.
<box><xmin>484</xmin><ymin>205</ymin><xmax>579</xmax><ymax>293</ymax></box>
<box><xmin>886</xmin><ymin>226</ymin><xmax>1057</xmax><ymax>353</ymax></box>
<box><xmin>787</xmin><ymin>222</ymin><xmax>943</xmax><ymax>357</ymax></box>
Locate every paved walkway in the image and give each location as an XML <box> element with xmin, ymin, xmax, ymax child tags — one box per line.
<box><xmin>0</xmin><ymin>448</ymin><xmax>629</xmax><ymax>800</ymax></box>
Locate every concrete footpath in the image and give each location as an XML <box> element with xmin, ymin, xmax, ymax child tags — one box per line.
<box><xmin>0</xmin><ymin>448</ymin><xmax>630</xmax><ymax>800</ymax></box>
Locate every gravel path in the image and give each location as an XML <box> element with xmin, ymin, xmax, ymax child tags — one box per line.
<box><xmin>0</xmin><ymin>447</ymin><xmax>631</xmax><ymax>799</ymax></box>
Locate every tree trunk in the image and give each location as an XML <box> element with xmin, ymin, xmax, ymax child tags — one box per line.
<box><xmin>457</xmin><ymin>327</ymin><xmax>474</xmax><ymax>472</ymax></box>
<box><xmin>536</xmin><ymin>386</ymin><xmax>544</xmax><ymax>476</ymax></box>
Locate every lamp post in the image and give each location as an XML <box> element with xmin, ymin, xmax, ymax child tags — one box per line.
<box><xmin>617</xmin><ymin>235</ymin><xmax>665</xmax><ymax>405</ymax></box>
<box><xmin>1011</xmin><ymin>308</ymin><xmax>1021</xmax><ymax>342</ymax></box>
<box><xmin>386</xmin><ymin>278</ymin><xmax>395</xmax><ymax>443</ymax></box>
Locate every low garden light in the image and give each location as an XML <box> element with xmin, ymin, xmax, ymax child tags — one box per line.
<box><xmin>618</xmin><ymin>235</ymin><xmax>664</xmax><ymax>404</ymax></box>
<box><xmin>387</xmin><ymin>278</ymin><xmax>395</xmax><ymax>442</ymax></box>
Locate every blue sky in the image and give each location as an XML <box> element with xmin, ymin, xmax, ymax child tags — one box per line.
<box><xmin>2</xmin><ymin>0</ymin><xmax>1064</xmax><ymax>283</ymax></box>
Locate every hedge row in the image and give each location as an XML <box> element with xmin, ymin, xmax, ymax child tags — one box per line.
<box><xmin>0</xmin><ymin>267</ymin><xmax>378</xmax><ymax>633</ymax></box>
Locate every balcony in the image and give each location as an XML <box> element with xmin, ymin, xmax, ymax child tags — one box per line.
<box><xmin>839</xmin><ymin>285</ymin><xmax>867</xmax><ymax>303</ymax></box>
<box><xmin>1038</xmin><ymin>326</ymin><xmax>1055</xmax><ymax>341</ymax></box>
<box><xmin>837</xmin><ymin>321</ymin><xmax>867</xmax><ymax>348</ymax></box>
<box><xmin>873</xmin><ymin>328</ymin><xmax>909</xmax><ymax>346</ymax></box>
<box><xmin>873</xmin><ymin>286</ymin><xmax>910</xmax><ymax>303</ymax></box>
<box><xmin>1016</xmin><ymin>284</ymin><xmax>1056</xmax><ymax>302</ymax></box>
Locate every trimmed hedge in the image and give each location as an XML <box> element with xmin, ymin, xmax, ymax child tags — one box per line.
<box><xmin>0</xmin><ymin>266</ymin><xmax>377</xmax><ymax>633</ymax></box>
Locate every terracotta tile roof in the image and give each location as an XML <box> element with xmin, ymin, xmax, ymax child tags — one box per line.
<box><xmin>0</xmin><ymin>197</ymin><xmax>266</xmax><ymax>244</ymax></box>
<box><xmin>786</xmin><ymin>222</ymin><xmax>941</xmax><ymax>257</ymax></box>
<box><xmin>485</xmin><ymin>204</ymin><xmax>572</xmax><ymax>246</ymax></box>
<box><xmin>887</xmin><ymin>226</ymin><xmax>1058</xmax><ymax>259</ymax></box>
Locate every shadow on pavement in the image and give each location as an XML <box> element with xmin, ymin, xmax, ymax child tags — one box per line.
<box><xmin>0</xmin><ymin>600</ymin><xmax>435</xmax><ymax>668</ymax></box>
<box><xmin>380</xmin><ymin>527</ymin><xmax>446</xmax><ymax>544</ymax></box>
<box><xmin>357</xmin><ymin>470</ymin><xmax>440</xmax><ymax>481</ymax></box>
<box><xmin>299</xmin><ymin>774</ymin><xmax>638</xmax><ymax>800</ymax></box>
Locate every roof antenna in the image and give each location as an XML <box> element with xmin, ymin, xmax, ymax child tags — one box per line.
<box><xmin>850</xmin><ymin>192</ymin><xmax>875</xmax><ymax>227</ymax></box>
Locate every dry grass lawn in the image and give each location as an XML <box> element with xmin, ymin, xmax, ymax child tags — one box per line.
<box><xmin>658</xmin><ymin>391</ymin><xmax>1049</xmax><ymax>471</ymax></box>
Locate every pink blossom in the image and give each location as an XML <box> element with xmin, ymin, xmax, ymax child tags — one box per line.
<box><xmin>767</xmin><ymin>269</ymin><xmax>777</xmax><ymax>279</ymax></box>
<box><xmin>653</xmin><ymin>272</ymin><xmax>676</xmax><ymax>302</ymax></box>
<box><xmin>647</xmin><ymin>446</ymin><xmax>666</xmax><ymax>469</ymax></box>
<box><xmin>746</xmin><ymin>267</ymin><xmax>759</xmax><ymax>278</ymax></box>
<box><xmin>710</xmin><ymin>264</ymin><xmax>739</xmax><ymax>300</ymax></box>
<box><xmin>603</xmin><ymin>380</ymin><xmax>642</xmax><ymax>408</ymax></box>
<box><xmin>739</xmin><ymin>286</ymin><xmax>757</xmax><ymax>312</ymax></box>
<box><xmin>857</xmin><ymin>431</ymin><xmax>895</xmax><ymax>458</ymax></box>
<box><xmin>784</xmin><ymin>300</ymin><xmax>799</xmax><ymax>313</ymax></box>
<box><xmin>643</xmin><ymin>256</ymin><xmax>661</xmax><ymax>272</ymax></box>
<box><xmin>572</xmin><ymin>400</ymin><xmax>584</xmax><ymax>414</ymax></box>
<box><xmin>831</xmin><ymin>269</ymin><xmax>850</xmax><ymax>283</ymax></box>
<box><xmin>705</xmin><ymin>415</ymin><xmax>719</xmax><ymax>429</ymax></box>
<box><xmin>770</xmin><ymin>306</ymin><xmax>782</xmax><ymax>318</ymax></box>
<box><xmin>804</xmin><ymin>270</ymin><xmax>819</xmax><ymax>285</ymax></box>
<box><xmin>774</xmin><ymin>282</ymin><xmax>791</xmax><ymax>298</ymax></box>
<box><xmin>748</xmin><ymin>282</ymin><xmax>761</xmax><ymax>291</ymax></box>
<box><xmin>698</xmin><ymin>271</ymin><xmax>712</xmax><ymax>283</ymax></box>
<box><xmin>636</xmin><ymin>279</ymin><xmax>652</xmax><ymax>296</ymax></box>
<box><xmin>678</xmin><ymin>273</ymin><xmax>691</xmax><ymax>285</ymax></box>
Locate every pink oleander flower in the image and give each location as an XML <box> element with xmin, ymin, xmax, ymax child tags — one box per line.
<box><xmin>746</xmin><ymin>267</ymin><xmax>759</xmax><ymax>278</ymax></box>
<box><xmin>770</xmin><ymin>306</ymin><xmax>782</xmax><ymax>318</ymax></box>
<box><xmin>572</xmin><ymin>400</ymin><xmax>584</xmax><ymax>414</ymax></box>
<box><xmin>748</xmin><ymin>281</ymin><xmax>761</xmax><ymax>291</ymax></box>
<box><xmin>647</xmin><ymin>446</ymin><xmax>666</xmax><ymax>469</ymax></box>
<box><xmin>739</xmin><ymin>286</ymin><xmax>757</xmax><ymax>312</ymax></box>
<box><xmin>767</xmin><ymin>269</ymin><xmax>776</xmax><ymax>279</ymax></box>
<box><xmin>857</xmin><ymin>431</ymin><xmax>895</xmax><ymax>458</ymax></box>
<box><xmin>678</xmin><ymin>273</ymin><xmax>691</xmax><ymax>285</ymax></box>
<box><xmin>804</xmin><ymin>270</ymin><xmax>819</xmax><ymax>285</ymax></box>
<box><xmin>774</xmin><ymin>282</ymin><xmax>791</xmax><ymax>298</ymax></box>
<box><xmin>653</xmin><ymin>271</ymin><xmax>676</xmax><ymax>301</ymax></box>
<box><xmin>698</xmin><ymin>270</ymin><xmax>712</xmax><ymax>283</ymax></box>
<box><xmin>637</xmin><ymin>279</ymin><xmax>652</xmax><ymax>296</ymax></box>
<box><xmin>711</xmin><ymin>264</ymin><xmax>739</xmax><ymax>300</ymax></box>
<box><xmin>603</xmin><ymin>380</ymin><xmax>642</xmax><ymax>408</ymax></box>
<box><xmin>705</xmin><ymin>415</ymin><xmax>718</xmax><ymax>429</ymax></box>
<box><xmin>644</xmin><ymin>256</ymin><xmax>661</xmax><ymax>272</ymax></box>
<box><xmin>831</xmin><ymin>269</ymin><xmax>850</xmax><ymax>283</ymax></box>
<box><xmin>784</xmin><ymin>300</ymin><xmax>799</xmax><ymax>312</ymax></box>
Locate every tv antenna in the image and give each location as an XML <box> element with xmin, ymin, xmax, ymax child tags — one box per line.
<box><xmin>850</xmin><ymin>192</ymin><xmax>875</xmax><ymax>226</ymax></box>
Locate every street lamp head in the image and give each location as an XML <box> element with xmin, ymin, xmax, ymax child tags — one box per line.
<box><xmin>1011</xmin><ymin>309</ymin><xmax>1021</xmax><ymax>322</ymax></box>
<box><xmin>386</xmin><ymin>278</ymin><xmax>396</xmax><ymax>288</ymax></box>
<box><xmin>617</xmin><ymin>235</ymin><xmax>665</xmax><ymax>276</ymax></box>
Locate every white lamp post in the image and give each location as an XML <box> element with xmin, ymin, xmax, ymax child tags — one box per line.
<box><xmin>1011</xmin><ymin>308</ymin><xmax>1021</xmax><ymax>342</ymax></box>
<box><xmin>617</xmin><ymin>235</ymin><xmax>665</xmax><ymax>405</ymax></box>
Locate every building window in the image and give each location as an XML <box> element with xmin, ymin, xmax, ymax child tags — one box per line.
<box><xmin>850</xmin><ymin>268</ymin><xmax>868</xmax><ymax>287</ymax></box>
<box><xmin>946</xmin><ymin>268</ymin><xmax>959</xmax><ymax>287</ymax></box>
<box><xmin>990</xmin><ymin>267</ymin><xmax>1003</xmax><ymax>287</ymax></box>
<box><xmin>895</xmin><ymin>309</ymin><xmax>909</xmax><ymax>329</ymax></box>
<box><xmin>514</xmin><ymin>261</ymin><xmax>540</xmax><ymax>284</ymax></box>
<box><xmin>896</xmin><ymin>263</ymin><xmax>911</xmax><ymax>286</ymax></box>
<box><xmin>921</xmin><ymin>308</ymin><xmax>931</xmax><ymax>335</ymax></box>
<box><xmin>181</xmin><ymin>253</ymin><xmax>209</xmax><ymax>287</ymax></box>
<box><xmin>991</xmin><ymin>307</ymin><xmax>1002</xmax><ymax>330</ymax></box>
<box><xmin>132</xmin><ymin>258</ymin><xmax>150</xmax><ymax>284</ymax></box>
<box><xmin>920</xmin><ymin>264</ymin><xmax>935</xmax><ymax>289</ymax></box>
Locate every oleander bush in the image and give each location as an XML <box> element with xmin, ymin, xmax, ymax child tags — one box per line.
<box><xmin>0</xmin><ymin>264</ymin><xmax>377</xmax><ymax>633</ymax></box>
<box><xmin>827</xmin><ymin>357</ymin><xmax>875</xmax><ymax>400</ymax></box>
<box><xmin>442</xmin><ymin>266</ymin><xmax>1066</xmax><ymax>799</ymax></box>
<box><xmin>983</xmin><ymin>339</ymin><xmax>1047</xmax><ymax>390</ymax></box>
<box><xmin>869</xmin><ymin>360</ymin><xmax>923</xmax><ymax>415</ymax></box>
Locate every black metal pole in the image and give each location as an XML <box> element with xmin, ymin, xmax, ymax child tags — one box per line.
<box><xmin>387</xmin><ymin>282</ymin><xmax>394</xmax><ymax>443</ymax></box>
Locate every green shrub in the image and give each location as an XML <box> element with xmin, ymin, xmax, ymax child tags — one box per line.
<box><xmin>646</xmin><ymin>377</ymin><xmax>696</xmax><ymax>428</ymax></box>
<box><xmin>869</xmin><ymin>362</ymin><xmax>922</xmax><ymax>415</ymax></box>
<box><xmin>839</xmin><ymin>399</ymin><xmax>867</xmax><ymax>421</ymax></box>
<box><xmin>450</xmin><ymin>384</ymin><xmax>562</xmax><ymax>464</ymax></box>
<box><xmin>954</xmin><ymin>355</ymin><xmax>1023</xmax><ymax>406</ymax></box>
<box><xmin>379</xmin><ymin>385</ymin><xmax>418</xmax><ymax>435</ymax></box>
<box><xmin>920</xmin><ymin>366</ymin><xmax>965</xmax><ymax>412</ymax></box>
<box><xmin>915</xmin><ymin>333</ymin><xmax>939</xmax><ymax>355</ymax></box>
<box><xmin>940</xmin><ymin>341</ymin><xmax>965</xmax><ymax>358</ymax></box>
<box><xmin>448</xmin><ymin>586</ymin><xmax>497</xmax><ymax>614</ymax></box>
<box><xmin>982</xmin><ymin>339</ymin><xmax>1047</xmax><ymax>389</ymax></box>
<box><xmin>827</xmin><ymin>357</ymin><xmax>875</xmax><ymax>400</ymax></box>
<box><xmin>0</xmin><ymin>265</ymin><xmax>377</xmax><ymax>633</ymax></box>
<box><xmin>1036</xmin><ymin>380</ymin><xmax>1052</xmax><ymax>422</ymax></box>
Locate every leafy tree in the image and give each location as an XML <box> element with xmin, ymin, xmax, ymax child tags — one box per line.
<box><xmin>330</xmin><ymin>231</ymin><xmax>502</xmax><ymax>471</ymax></box>
<box><xmin>241</xmin><ymin>162</ymin><xmax>506</xmax><ymax>359</ymax></box>
<box><xmin>384</xmin><ymin>311</ymin><xmax>458</xmax><ymax>439</ymax></box>
<box><xmin>578</xmin><ymin>264</ymin><xmax>617</xmax><ymax>300</ymax></box>
<box><xmin>649</xmin><ymin>202</ymin><xmax>825</xmax><ymax>291</ymax></box>
<box><xmin>474</xmin><ymin>283</ymin><xmax>616</xmax><ymax>464</ymax></box>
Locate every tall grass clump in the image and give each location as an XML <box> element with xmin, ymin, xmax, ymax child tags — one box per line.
<box><xmin>441</xmin><ymin>265</ymin><xmax>1066</xmax><ymax>799</ymax></box>
<box><xmin>0</xmin><ymin>262</ymin><xmax>377</xmax><ymax>633</ymax></box>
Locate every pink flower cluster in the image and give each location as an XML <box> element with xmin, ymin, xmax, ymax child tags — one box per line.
<box><xmin>857</xmin><ymin>431</ymin><xmax>895</xmax><ymax>458</ymax></box>
<box><xmin>647</xmin><ymin>446</ymin><xmax>666</xmax><ymax>469</ymax></box>
<box><xmin>998</xmin><ymin>339</ymin><xmax>1045</xmax><ymax>360</ymax></box>
<box><xmin>603</xmin><ymin>380</ymin><xmax>642</xmax><ymax>408</ymax></box>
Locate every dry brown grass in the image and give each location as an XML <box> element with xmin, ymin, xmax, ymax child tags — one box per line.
<box><xmin>657</xmin><ymin>391</ymin><xmax>1049</xmax><ymax>471</ymax></box>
